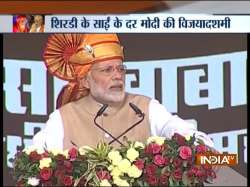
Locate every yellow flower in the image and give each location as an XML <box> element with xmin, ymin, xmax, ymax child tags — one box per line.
<box><xmin>78</xmin><ymin>147</ymin><xmax>85</xmax><ymax>156</ymax></box>
<box><xmin>78</xmin><ymin>146</ymin><xmax>93</xmax><ymax>155</ymax></box>
<box><xmin>108</xmin><ymin>165</ymin><xmax>114</xmax><ymax>171</ymax></box>
<box><xmin>134</xmin><ymin>141</ymin><xmax>145</xmax><ymax>149</ymax></box>
<box><xmin>185</xmin><ymin>135</ymin><xmax>191</xmax><ymax>141</ymax></box>
<box><xmin>108</xmin><ymin>150</ymin><xmax>122</xmax><ymax>166</ymax></box>
<box><xmin>110</xmin><ymin>167</ymin><xmax>123</xmax><ymax>177</ymax></box>
<box><xmin>62</xmin><ymin>149</ymin><xmax>69</xmax><ymax>158</ymax></box>
<box><xmin>113</xmin><ymin>177</ymin><xmax>129</xmax><ymax>187</ymax></box>
<box><xmin>23</xmin><ymin>146</ymin><xmax>37</xmax><ymax>155</ymax></box>
<box><xmin>126</xmin><ymin>148</ymin><xmax>139</xmax><ymax>162</ymax></box>
<box><xmin>39</xmin><ymin>158</ymin><xmax>52</xmax><ymax>169</ymax></box>
<box><xmin>147</xmin><ymin>136</ymin><xmax>165</xmax><ymax>145</ymax></box>
<box><xmin>117</xmin><ymin>159</ymin><xmax>131</xmax><ymax>173</ymax></box>
<box><xmin>50</xmin><ymin>148</ymin><xmax>63</xmax><ymax>156</ymax></box>
<box><xmin>128</xmin><ymin>165</ymin><xmax>142</xmax><ymax>178</ymax></box>
<box><xmin>100</xmin><ymin>179</ymin><xmax>111</xmax><ymax>187</ymax></box>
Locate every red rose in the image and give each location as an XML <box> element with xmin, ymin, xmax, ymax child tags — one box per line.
<box><xmin>145</xmin><ymin>143</ymin><xmax>161</xmax><ymax>154</ymax></box>
<box><xmin>40</xmin><ymin>167</ymin><xmax>53</xmax><ymax>181</ymax></box>
<box><xmin>163</xmin><ymin>156</ymin><xmax>170</xmax><ymax>165</ymax></box>
<box><xmin>190</xmin><ymin>166</ymin><xmax>199</xmax><ymax>176</ymax></box>
<box><xmin>179</xmin><ymin>146</ymin><xmax>192</xmax><ymax>160</ymax></box>
<box><xmin>96</xmin><ymin>169</ymin><xmax>111</xmax><ymax>180</ymax></box>
<box><xmin>159</xmin><ymin>173</ymin><xmax>169</xmax><ymax>185</ymax></box>
<box><xmin>55</xmin><ymin>169</ymin><xmax>65</xmax><ymax>179</ymax></box>
<box><xmin>173</xmin><ymin>168</ymin><xmax>182</xmax><ymax>180</ymax></box>
<box><xmin>134</xmin><ymin>159</ymin><xmax>144</xmax><ymax>170</ymax></box>
<box><xmin>55</xmin><ymin>154</ymin><xmax>66</xmax><ymax>165</ymax></box>
<box><xmin>145</xmin><ymin>164</ymin><xmax>157</xmax><ymax>176</ymax></box>
<box><xmin>16</xmin><ymin>179</ymin><xmax>25</xmax><ymax>187</ymax></box>
<box><xmin>173</xmin><ymin>158</ymin><xmax>182</xmax><ymax>167</ymax></box>
<box><xmin>196</xmin><ymin>145</ymin><xmax>207</xmax><ymax>153</ymax></box>
<box><xmin>68</xmin><ymin>147</ymin><xmax>78</xmax><ymax>160</ymax></box>
<box><xmin>187</xmin><ymin>170</ymin><xmax>194</xmax><ymax>178</ymax></box>
<box><xmin>64</xmin><ymin>160</ymin><xmax>73</xmax><ymax>173</ymax></box>
<box><xmin>151</xmin><ymin>143</ymin><xmax>162</xmax><ymax>154</ymax></box>
<box><xmin>56</xmin><ymin>164</ymin><xmax>65</xmax><ymax>171</ymax></box>
<box><xmin>207</xmin><ymin>169</ymin><xmax>216</xmax><ymax>179</ymax></box>
<box><xmin>29</xmin><ymin>151</ymin><xmax>41</xmax><ymax>162</ymax></box>
<box><xmin>146</xmin><ymin>175</ymin><xmax>158</xmax><ymax>186</ymax></box>
<box><xmin>62</xmin><ymin>175</ymin><xmax>73</xmax><ymax>186</ymax></box>
<box><xmin>153</xmin><ymin>154</ymin><xmax>166</xmax><ymax>167</ymax></box>
<box><xmin>172</xmin><ymin>133</ymin><xmax>186</xmax><ymax>146</ymax></box>
<box><xmin>196</xmin><ymin>169</ymin><xmax>205</xmax><ymax>178</ymax></box>
<box><xmin>202</xmin><ymin>164</ymin><xmax>212</xmax><ymax>170</ymax></box>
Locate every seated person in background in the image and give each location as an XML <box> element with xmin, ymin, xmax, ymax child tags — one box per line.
<box><xmin>33</xmin><ymin>34</ymin><xmax>214</xmax><ymax>150</ymax></box>
<box><xmin>29</xmin><ymin>15</ymin><xmax>45</xmax><ymax>32</ymax></box>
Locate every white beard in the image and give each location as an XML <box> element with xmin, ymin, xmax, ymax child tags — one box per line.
<box><xmin>89</xmin><ymin>79</ymin><xmax>125</xmax><ymax>104</ymax></box>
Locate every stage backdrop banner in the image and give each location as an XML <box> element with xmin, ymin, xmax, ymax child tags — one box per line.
<box><xmin>3</xmin><ymin>34</ymin><xmax>247</xmax><ymax>186</ymax></box>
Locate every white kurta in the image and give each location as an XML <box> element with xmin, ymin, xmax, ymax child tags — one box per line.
<box><xmin>33</xmin><ymin>99</ymin><xmax>214</xmax><ymax>150</ymax></box>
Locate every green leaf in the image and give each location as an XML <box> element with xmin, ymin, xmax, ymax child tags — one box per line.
<box><xmin>169</xmin><ymin>177</ymin><xmax>175</xmax><ymax>187</ymax></box>
<box><xmin>92</xmin><ymin>173</ymin><xmax>100</xmax><ymax>186</ymax></box>
<box><xmin>175</xmin><ymin>180</ymin><xmax>180</xmax><ymax>186</ymax></box>
<box><xmin>144</xmin><ymin>181</ymin><xmax>150</xmax><ymax>187</ymax></box>
<box><xmin>85</xmin><ymin>172</ymin><xmax>95</xmax><ymax>185</ymax></box>
<box><xmin>161</xmin><ymin>166</ymin><xmax>168</xmax><ymax>174</ymax></box>
<box><xmin>136</xmin><ymin>180</ymin><xmax>144</xmax><ymax>187</ymax></box>
<box><xmin>182</xmin><ymin>171</ymin><xmax>192</xmax><ymax>186</ymax></box>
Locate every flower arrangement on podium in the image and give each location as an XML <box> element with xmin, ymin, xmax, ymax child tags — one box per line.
<box><xmin>12</xmin><ymin>133</ymin><xmax>216</xmax><ymax>186</ymax></box>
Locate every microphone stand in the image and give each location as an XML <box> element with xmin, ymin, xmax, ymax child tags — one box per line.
<box><xmin>108</xmin><ymin>103</ymin><xmax>145</xmax><ymax>145</ymax></box>
<box><xmin>94</xmin><ymin>104</ymin><xmax>124</xmax><ymax>146</ymax></box>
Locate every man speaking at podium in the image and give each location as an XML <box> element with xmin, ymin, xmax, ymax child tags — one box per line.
<box><xmin>32</xmin><ymin>34</ymin><xmax>248</xmax><ymax>186</ymax></box>
<box><xmin>33</xmin><ymin>33</ymin><xmax>214</xmax><ymax>150</ymax></box>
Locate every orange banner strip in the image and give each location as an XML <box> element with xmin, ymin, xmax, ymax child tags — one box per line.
<box><xmin>0</xmin><ymin>1</ymin><xmax>167</xmax><ymax>14</ymax></box>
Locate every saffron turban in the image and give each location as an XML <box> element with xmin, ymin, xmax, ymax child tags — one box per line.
<box><xmin>43</xmin><ymin>34</ymin><xmax>124</xmax><ymax>108</ymax></box>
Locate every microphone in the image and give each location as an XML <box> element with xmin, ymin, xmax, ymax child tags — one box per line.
<box><xmin>108</xmin><ymin>103</ymin><xmax>145</xmax><ymax>145</ymax></box>
<box><xmin>96</xmin><ymin>104</ymin><xmax>108</xmax><ymax>116</ymax></box>
<box><xmin>129</xmin><ymin>102</ymin><xmax>143</xmax><ymax>117</ymax></box>
<box><xmin>94</xmin><ymin>104</ymin><xmax>124</xmax><ymax>146</ymax></box>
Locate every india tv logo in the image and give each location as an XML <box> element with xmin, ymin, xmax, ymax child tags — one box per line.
<box><xmin>196</xmin><ymin>154</ymin><xmax>238</xmax><ymax>165</ymax></box>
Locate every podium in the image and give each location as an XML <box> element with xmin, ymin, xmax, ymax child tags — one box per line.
<box><xmin>204</xmin><ymin>166</ymin><xmax>247</xmax><ymax>186</ymax></box>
